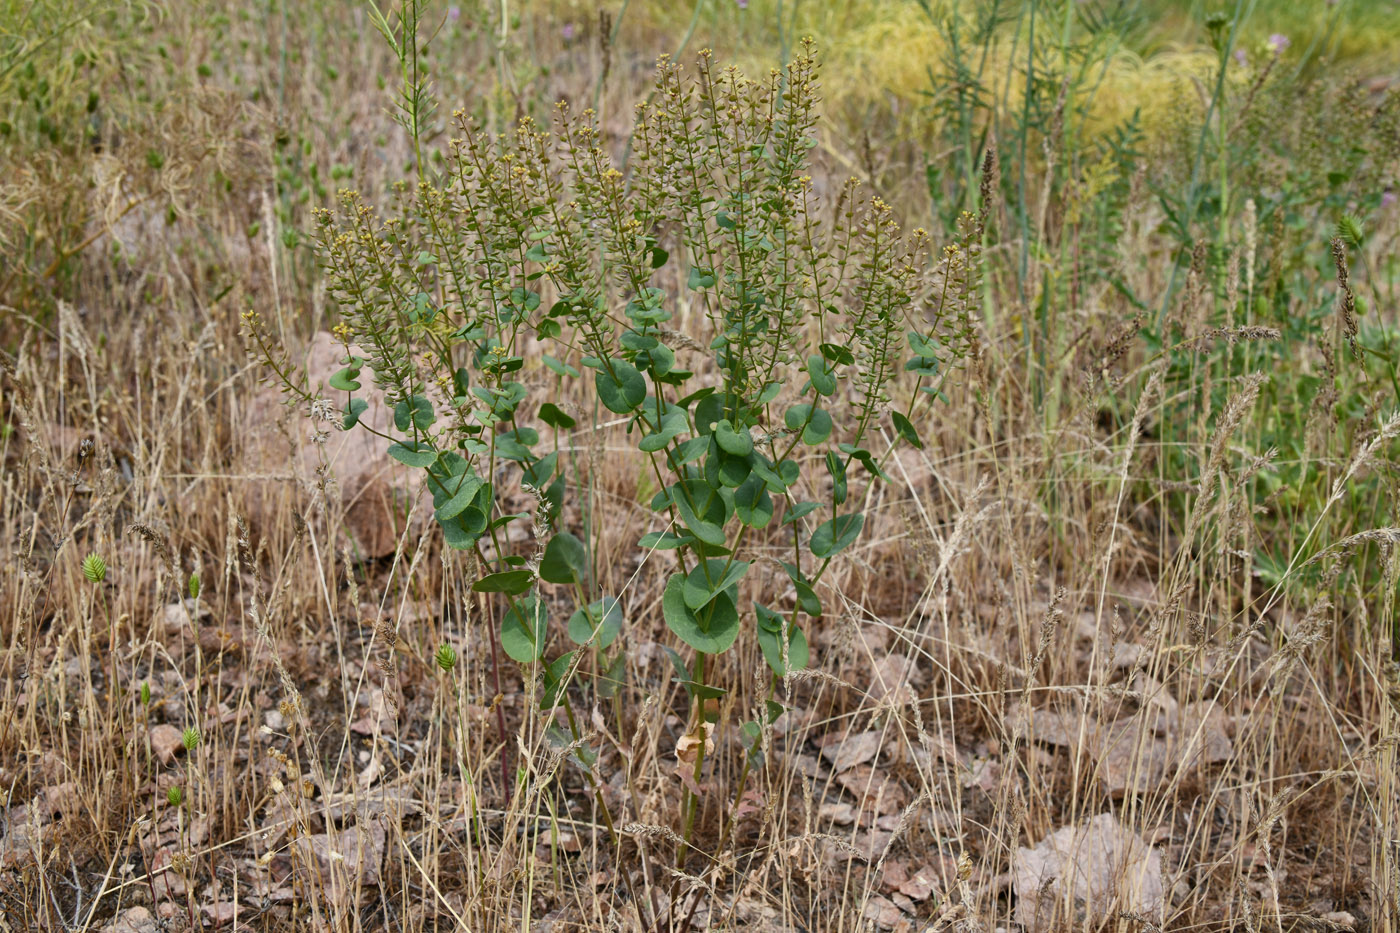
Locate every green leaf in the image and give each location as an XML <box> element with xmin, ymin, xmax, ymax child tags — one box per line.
<box><xmin>433</xmin><ymin>474</ymin><xmax>485</xmax><ymax>522</ymax></box>
<box><xmin>734</xmin><ymin>474</ymin><xmax>774</xmax><ymax>529</ymax></box>
<box><xmin>662</xmin><ymin>573</ymin><xmax>740</xmax><ymax>654</ymax></box>
<box><xmin>329</xmin><ymin>367</ymin><xmax>361</xmax><ymax>391</ymax></box>
<box><xmin>596</xmin><ymin>650</ymin><xmax>627</xmax><ymax>698</ymax></box>
<box><xmin>540</xmin><ymin>532</ymin><xmax>588</xmax><ymax>585</ymax></box>
<box><xmin>784</xmin><ymin>403</ymin><xmax>833</xmax><ymax>445</ymax></box>
<box><xmin>810</xmin><ymin>512</ymin><xmax>865</xmax><ymax>559</ymax></box>
<box><xmin>544</xmin><ymin>474</ymin><xmax>566</xmax><ymax>517</ymax></box>
<box><xmin>650</xmin><ymin>245</ymin><xmax>669</xmax><ymax>268</ymax></box>
<box><xmin>521</xmin><ymin>452</ymin><xmax>557</xmax><ymax>489</ymax></box>
<box><xmin>543</xmin><ymin>354</ymin><xmax>579</xmax><ymax>378</ymax></box>
<box><xmin>781</xmin><ymin>561</ymin><xmax>823</xmax><ymax>617</ymax></box>
<box><xmin>567</xmin><ymin>596</ymin><xmax>622</xmax><ymax>648</ymax></box>
<box><xmin>738</xmin><ymin>720</ymin><xmax>763</xmax><ymax>767</ymax></box>
<box><xmin>672</xmin><ymin>437</ymin><xmax>708</xmax><ymax>466</ymax></box>
<box><xmin>621</xmin><ymin>331</ymin><xmax>659</xmax><ymax>351</ymax></box>
<box><xmin>827</xmin><ymin>451</ymin><xmax>848</xmax><ymax>506</ymax></box>
<box><xmin>499</xmin><ymin>597</ymin><xmax>547</xmax><ymax>662</ymax></box>
<box><xmin>783</xmin><ymin>403</ymin><xmax>812</xmax><ymax>433</ymax></box>
<box><xmin>806</xmin><ymin>354</ymin><xmax>837</xmax><ymax>396</ymax></box>
<box><xmin>394</xmin><ymin>395</ymin><xmax>436</xmax><ymax>432</ymax></box>
<box><xmin>682</xmin><ymin>559</ymin><xmax>750</xmax><ymax>610</ymax></box>
<box><xmin>639</xmin><ymin>530</ymin><xmax>693</xmax><ymax>550</ymax></box>
<box><xmin>538</xmin><ymin>402</ymin><xmax>576</xmax><ymax>429</ymax></box>
<box><xmin>750</xmin><ymin>457</ymin><xmax>789</xmax><ymax>494</ymax></box>
<box><xmin>907</xmin><ymin>331</ymin><xmax>939</xmax><ymax>358</ymax></box>
<box><xmin>891</xmin><ymin>411</ymin><xmax>923</xmax><ymax>449</ymax></box>
<box><xmin>714</xmin><ymin>419</ymin><xmax>754</xmax><ymax>456</ymax></box>
<box><xmin>387</xmin><ymin>442</ymin><xmax>438</xmax><ymax>468</ymax></box>
<box><xmin>509</xmin><ymin>286</ymin><xmax>541</xmax><ymax>312</ymax></box>
<box><xmin>693</xmin><ymin>394</ymin><xmax>724</xmax><ymax>435</ymax></box>
<box><xmin>494</xmin><ymin>434</ymin><xmax>533</xmax><ymax>462</ymax></box>
<box><xmin>819</xmin><ymin>343</ymin><xmax>855</xmax><ymax>365</ymax></box>
<box><xmin>755</xmin><ymin>603</ymin><xmax>810</xmax><ymax>676</ymax></box>
<box><xmin>439</xmin><ymin>513</ymin><xmax>480</xmax><ymax>551</ymax></box>
<box><xmin>712</xmin><ymin>448</ymin><xmax>752</xmax><ymax>488</ymax></box>
<box><xmin>430</xmin><ymin>450</ymin><xmax>468</xmax><ymax>480</ymax></box>
<box><xmin>842</xmin><ymin>444</ymin><xmax>891</xmax><ymax>481</ymax></box>
<box><xmin>473</xmin><ymin>569</ymin><xmax>535</xmax><ymax>595</ymax></box>
<box><xmin>663</xmin><ymin>646</ymin><xmax>726</xmax><ymax>701</ymax></box>
<box><xmin>782</xmin><ymin>501</ymin><xmax>821</xmax><ymax>524</ymax></box>
<box><xmin>687</xmin><ymin>265</ymin><xmax>717</xmax><ymax>289</ymax></box>
<box><xmin>802</xmin><ymin>408</ymin><xmax>833</xmax><ymax>445</ymax></box>
<box><xmin>639</xmin><ymin>408</ymin><xmax>687</xmax><ymax>452</ymax></box>
<box><xmin>539</xmin><ymin>651</ymin><xmax>574</xmax><ymax>709</ymax></box>
<box><xmin>343</xmin><ymin>398</ymin><xmax>368</xmax><ymax>429</ymax></box>
<box><xmin>595</xmin><ymin>358</ymin><xmax>646</xmax><ymax>413</ymax></box>
<box><xmin>672</xmin><ymin>480</ymin><xmax>728</xmax><ymax>547</ymax></box>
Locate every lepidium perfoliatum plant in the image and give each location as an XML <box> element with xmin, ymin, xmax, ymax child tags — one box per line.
<box><xmin>245</xmin><ymin>40</ymin><xmax>974</xmax><ymax>824</ymax></box>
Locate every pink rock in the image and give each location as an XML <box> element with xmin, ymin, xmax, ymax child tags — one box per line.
<box><xmin>148</xmin><ymin>724</ymin><xmax>185</xmax><ymax>764</ymax></box>
<box><xmin>202</xmin><ymin>901</ymin><xmax>240</xmax><ymax>924</ymax></box>
<box><xmin>1014</xmin><ymin>813</ymin><xmax>1164</xmax><ymax>933</ymax></box>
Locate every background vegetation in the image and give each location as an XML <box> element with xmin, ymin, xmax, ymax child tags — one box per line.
<box><xmin>3</xmin><ymin>1</ymin><xmax>1400</xmax><ymax>931</ymax></box>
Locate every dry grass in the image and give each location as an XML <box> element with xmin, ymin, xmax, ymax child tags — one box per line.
<box><xmin>2</xmin><ymin>2</ymin><xmax>1400</xmax><ymax>932</ymax></box>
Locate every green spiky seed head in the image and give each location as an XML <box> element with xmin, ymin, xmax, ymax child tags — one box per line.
<box><xmin>182</xmin><ymin>727</ymin><xmax>200</xmax><ymax>752</ymax></box>
<box><xmin>187</xmin><ymin>572</ymin><xmax>200</xmax><ymax>600</ymax></box>
<box><xmin>82</xmin><ymin>553</ymin><xmax>107</xmax><ymax>584</ymax></box>
<box><xmin>139</xmin><ymin>681</ymin><xmax>150</xmax><ymax>706</ymax></box>
<box><xmin>167</xmin><ymin>786</ymin><xmax>183</xmax><ymax>807</ymax></box>
<box><xmin>434</xmin><ymin>643</ymin><xmax>458</xmax><ymax>673</ymax></box>
<box><xmin>1336</xmin><ymin>214</ymin><xmax>1364</xmax><ymax>249</ymax></box>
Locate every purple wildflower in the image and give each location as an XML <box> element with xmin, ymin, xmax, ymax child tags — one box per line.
<box><xmin>447</xmin><ymin>5</ymin><xmax>460</xmax><ymax>21</ymax></box>
<box><xmin>1383</xmin><ymin>190</ymin><xmax>1397</xmax><ymax>209</ymax></box>
<box><xmin>1267</xmin><ymin>33</ymin><xmax>1290</xmax><ymax>54</ymax></box>
<box><xmin>562</xmin><ymin>21</ymin><xmax>575</xmax><ymax>40</ymax></box>
<box><xmin>1234</xmin><ymin>48</ymin><xmax>1248</xmax><ymax>67</ymax></box>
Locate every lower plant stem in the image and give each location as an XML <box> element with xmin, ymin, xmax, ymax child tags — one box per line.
<box><xmin>561</xmin><ymin>697</ymin><xmax>649</xmax><ymax>930</ymax></box>
<box><xmin>670</xmin><ymin>651</ymin><xmax>710</xmax><ymax>930</ymax></box>
<box><xmin>480</xmin><ymin>589</ymin><xmax>512</xmax><ymax>800</ymax></box>
<box><xmin>678</xmin><ymin>651</ymin><xmax>708</xmax><ymax>864</ymax></box>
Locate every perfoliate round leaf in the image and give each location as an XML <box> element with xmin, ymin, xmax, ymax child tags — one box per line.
<box><xmin>662</xmin><ymin>573</ymin><xmax>740</xmax><ymax>654</ymax></box>
<box><xmin>540</xmin><ymin>532</ymin><xmax>588</xmax><ymax>584</ymax></box>
<box><xmin>329</xmin><ymin>367</ymin><xmax>361</xmax><ymax>392</ymax></box>
<box><xmin>757</xmin><ymin>619</ymin><xmax>809</xmax><ymax>676</ymax></box>
<box><xmin>473</xmin><ymin>569</ymin><xmax>535</xmax><ymax>594</ymax></box>
<box><xmin>810</xmin><ymin>512</ymin><xmax>865</xmax><ymax>559</ymax></box>
<box><xmin>499</xmin><ymin>597</ymin><xmax>547</xmax><ymax>662</ymax></box>
<box><xmin>595</xmin><ymin>358</ymin><xmax>646</xmax><ymax>413</ymax></box>
<box><xmin>567</xmin><ymin>596</ymin><xmax>622</xmax><ymax>648</ymax></box>
<box><xmin>681</xmin><ymin>559</ymin><xmax>750</xmax><ymax>610</ymax></box>
<box><xmin>714</xmin><ymin>419</ymin><xmax>754</xmax><ymax>456</ymax></box>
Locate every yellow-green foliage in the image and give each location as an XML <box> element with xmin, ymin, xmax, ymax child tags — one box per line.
<box><xmin>598</xmin><ymin>0</ymin><xmax>1397</xmax><ymax>148</ymax></box>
